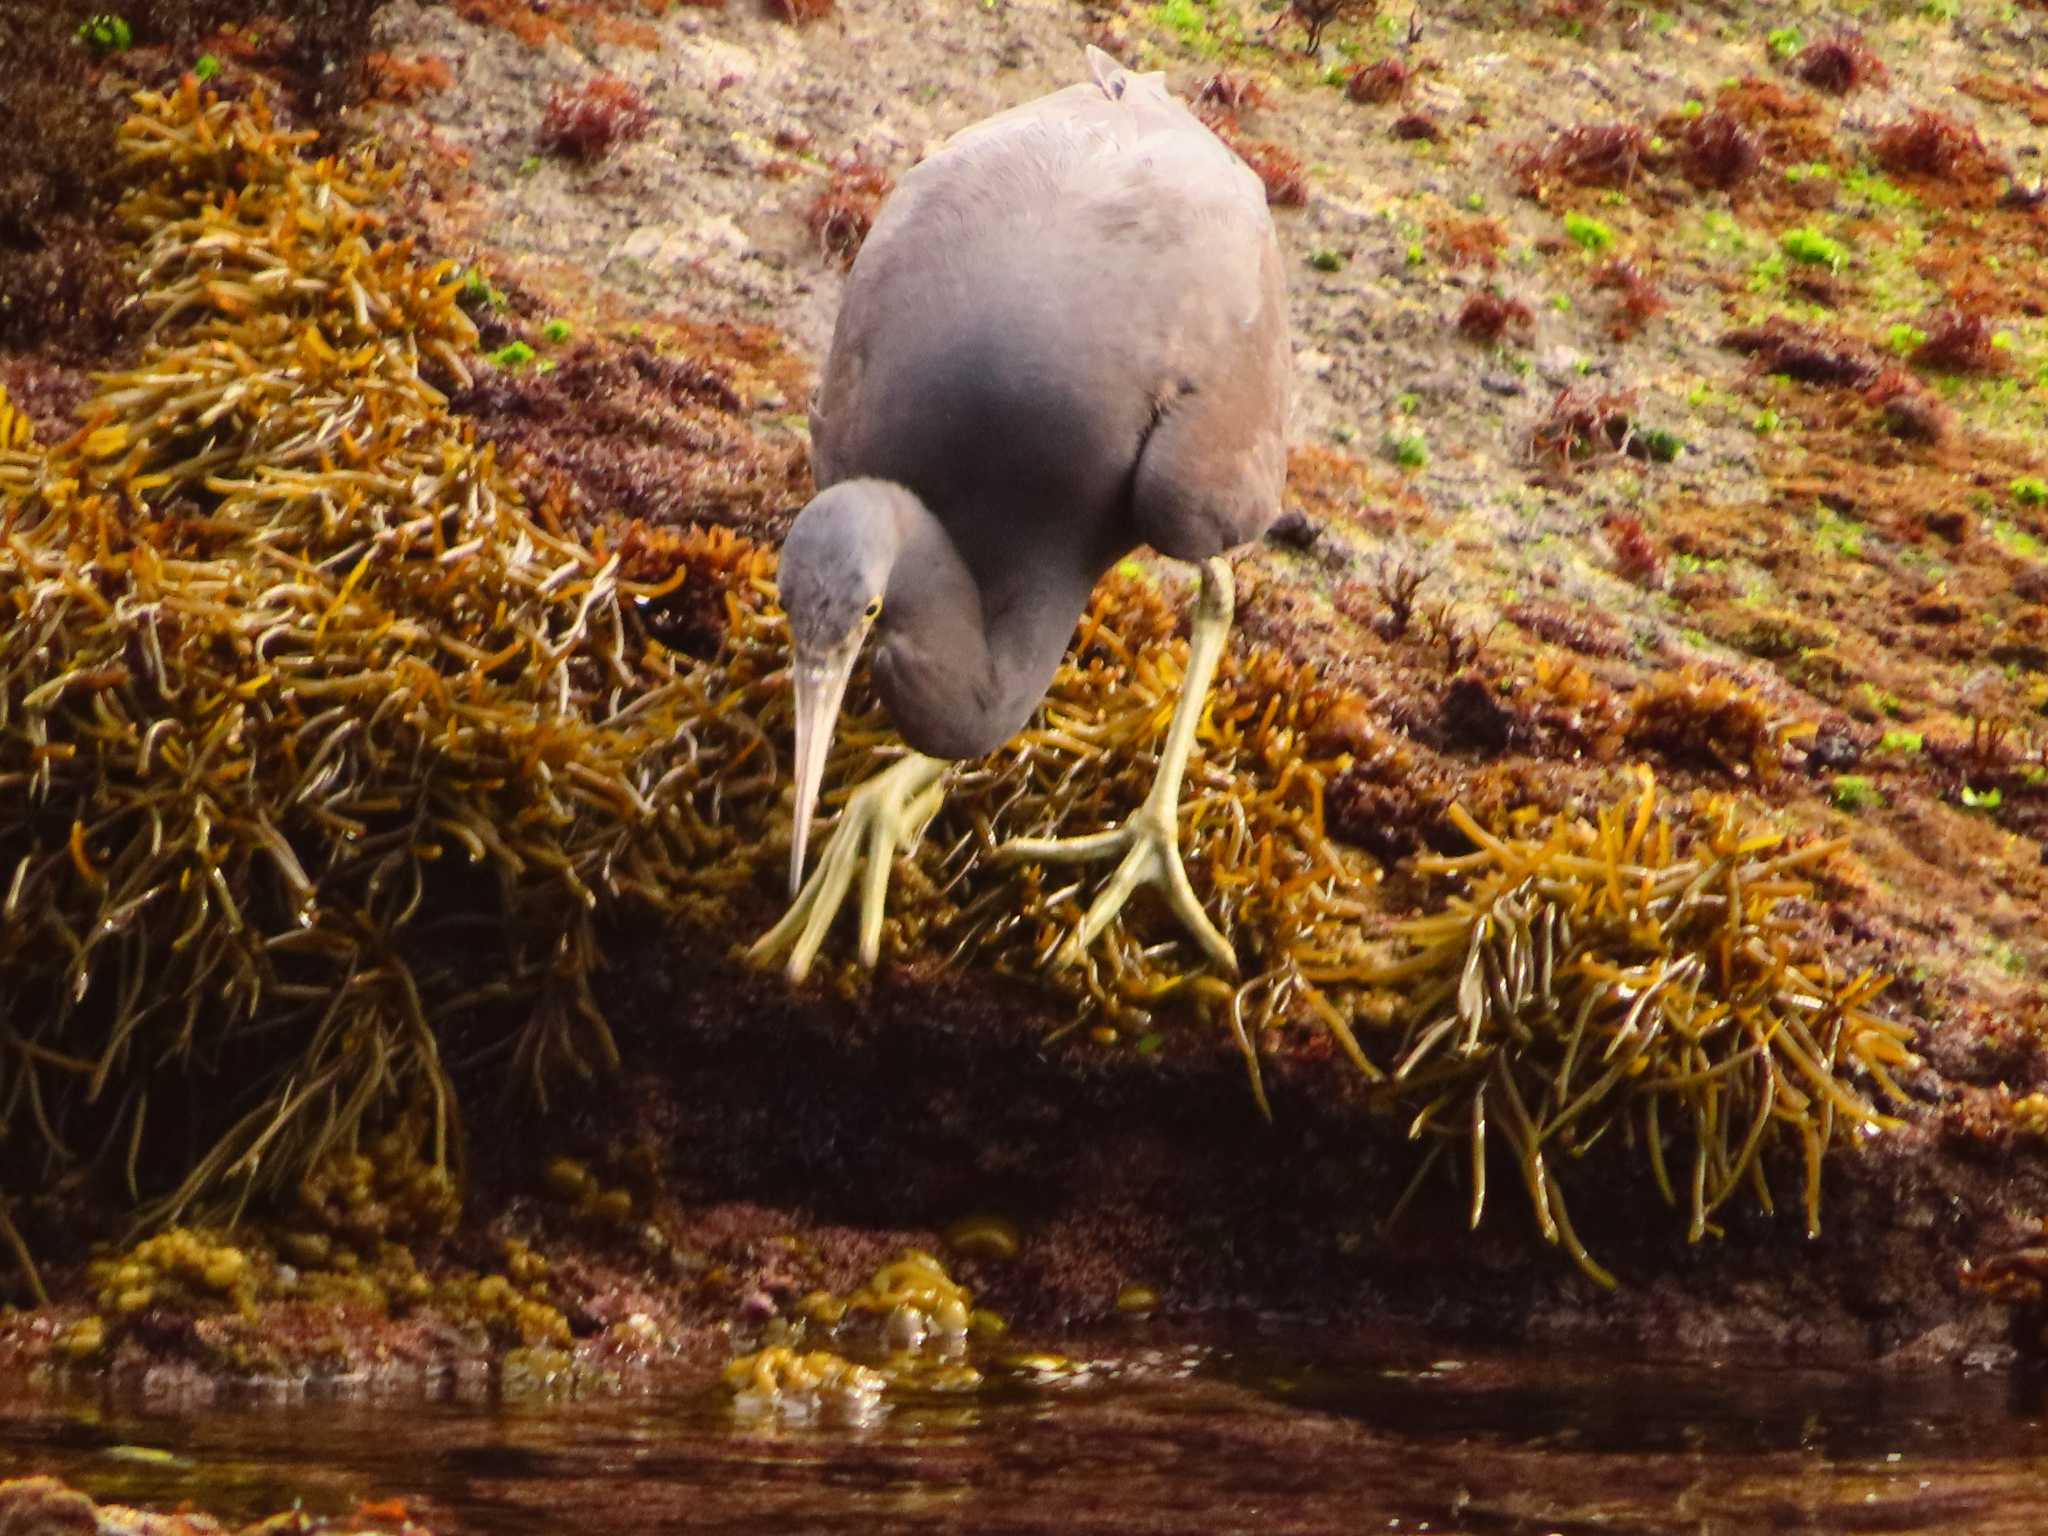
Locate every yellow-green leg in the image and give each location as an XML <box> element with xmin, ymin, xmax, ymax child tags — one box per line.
<box><xmin>999</xmin><ymin>556</ymin><xmax>1238</xmax><ymax>976</ymax></box>
<box><xmin>749</xmin><ymin>751</ymin><xmax>950</xmax><ymax>983</ymax></box>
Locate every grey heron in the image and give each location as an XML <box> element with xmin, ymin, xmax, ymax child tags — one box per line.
<box><xmin>751</xmin><ymin>46</ymin><xmax>1291</xmax><ymax>983</ymax></box>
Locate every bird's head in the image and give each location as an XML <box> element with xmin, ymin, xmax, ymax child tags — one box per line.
<box><xmin>777</xmin><ymin>479</ymin><xmax>913</xmax><ymax>895</ymax></box>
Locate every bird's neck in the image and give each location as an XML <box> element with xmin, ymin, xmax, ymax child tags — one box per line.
<box><xmin>873</xmin><ymin>493</ymin><xmax>1101</xmax><ymax>760</ymax></box>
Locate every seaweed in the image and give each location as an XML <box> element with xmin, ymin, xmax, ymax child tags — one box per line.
<box><xmin>1372</xmin><ymin>557</ymin><xmax>1432</xmax><ymax>639</ymax></box>
<box><xmin>806</xmin><ymin>157</ymin><xmax>893</xmax><ymax>269</ymax></box>
<box><xmin>1455</xmin><ymin>291</ymin><xmax>1533</xmax><ymax>344</ymax></box>
<box><xmin>1527</xmin><ymin>385</ymin><xmax>1640</xmax><ymax>469</ymax></box>
<box><xmin>1219</xmin><ymin>132</ymin><xmax>1310</xmax><ymax>207</ymax></box>
<box><xmin>1601</xmin><ymin>513</ymin><xmax>1665</xmax><ymax>587</ymax></box>
<box><xmin>1192</xmin><ymin>71</ymin><xmax>1266</xmax><ymax>123</ymax></box>
<box><xmin>455</xmin><ymin>0</ymin><xmax>572</xmax><ymax>48</ymax></box>
<box><xmin>1720</xmin><ymin>320</ymin><xmax>1879</xmax><ymax>389</ymax></box>
<box><xmin>1623</xmin><ymin>667</ymin><xmax>1815</xmax><ymax>783</ymax></box>
<box><xmin>1346</xmin><ymin>58</ymin><xmax>1410</xmax><ymax>105</ymax></box>
<box><xmin>1591</xmin><ymin>258</ymin><xmax>1665</xmax><ymax>338</ymax></box>
<box><xmin>1864</xmin><ymin>366</ymin><xmax>1952</xmax><ymax>444</ymax></box>
<box><xmin>366</xmin><ymin>51</ymin><xmax>456</xmax><ymax>105</ymax></box>
<box><xmin>1677</xmin><ymin>110</ymin><xmax>1762</xmax><ymax>192</ymax></box>
<box><xmin>1367</xmin><ymin>771</ymin><xmax>1915</xmax><ymax>1285</ymax></box>
<box><xmin>1430</xmin><ymin>214</ymin><xmax>1507</xmax><ymax>269</ymax></box>
<box><xmin>0</xmin><ymin>7</ymin><xmax>135</xmax><ymax>362</ymax></box>
<box><xmin>1515</xmin><ymin>122</ymin><xmax>1648</xmax><ymax>198</ymax></box>
<box><xmin>540</xmin><ymin>76</ymin><xmax>654</xmax><ymax>161</ymax></box>
<box><xmin>1680</xmin><ymin>78</ymin><xmax>1843</xmax><ymax>199</ymax></box>
<box><xmin>1790</xmin><ymin>33</ymin><xmax>1886</xmax><ymax>96</ymax></box>
<box><xmin>450</xmin><ymin>339</ymin><xmax>804</xmax><ymax>540</ymax></box>
<box><xmin>1873</xmin><ymin>110</ymin><xmax>1999</xmax><ymax>183</ymax></box>
<box><xmin>0</xmin><ymin>82</ymin><xmax>729</xmax><ymax>1241</ymax></box>
<box><xmin>1911</xmin><ymin>309</ymin><xmax>2005</xmax><ymax>375</ymax></box>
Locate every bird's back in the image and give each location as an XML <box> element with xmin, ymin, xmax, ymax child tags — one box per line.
<box><xmin>811</xmin><ymin>51</ymin><xmax>1282</xmax><ymax>591</ymax></box>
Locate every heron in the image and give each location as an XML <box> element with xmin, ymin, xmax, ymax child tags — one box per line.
<box><xmin>750</xmin><ymin>46</ymin><xmax>1291</xmax><ymax>984</ymax></box>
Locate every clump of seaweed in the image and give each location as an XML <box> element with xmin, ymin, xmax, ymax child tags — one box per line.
<box><xmin>1366</xmin><ymin>771</ymin><xmax>1915</xmax><ymax>1285</ymax></box>
<box><xmin>1346</xmin><ymin>57</ymin><xmax>1409</xmax><ymax>105</ymax></box>
<box><xmin>1527</xmin><ymin>385</ymin><xmax>1639</xmax><ymax>468</ymax></box>
<box><xmin>1911</xmin><ymin>308</ymin><xmax>2006</xmax><ymax>374</ymax></box>
<box><xmin>1864</xmin><ymin>366</ymin><xmax>1951</xmax><ymax>444</ymax></box>
<box><xmin>0</xmin><ymin>82</ymin><xmax>741</xmax><ymax>1255</ymax></box>
<box><xmin>723</xmin><ymin>1344</ymin><xmax>889</xmax><ymax>1416</ymax></box>
<box><xmin>1790</xmin><ymin>33</ymin><xmax>1886</xmax><ymax>96</ymax></box>
<box><xmin>1678</xmin><ymin>110</ymin><xmax>1762</xmax><ymax>192</ymax></box>
<box><xmin>1591</xmin><ymin>258</ymin><xmax>1665</xmax><ymax>337</ymax></box>
<box><xmin>1192</xmin><ymin>71</ymin><xmax>1266</xmax><ymax>123</ymax></box>
<box><xmin>366</xmin><ymin>50</ymin><xmax>456</xmax><ymax>104</ymax></box>
<box><xmin>1220</xmin><ymin>132</ymin><xmax>1310</xmax><ymax>207</ymax></box>
<box><xmin>1430</xmin><ymin>213</ymin><xmax>1506</xmax><ymax>269</ymax></box>
<box><xmin>1673</xmin><ymin>78</ymin><xmax>1844</xmax><ymax>201</ymax></box>
<box><xmin>1371</xmin><ymin>556</ymin><xmax>1432</xmax><ymax>639</ymax></box>
<box><xmin>1623</xmin><ymin>667</ymin><xmax>1815</xmax><ymax>783</ymax></box>
<box><xmin>1601</xmin><ymin>513</ymin><xmax>1665</xmax><ymax>587</ymax></box>
<box><xmin>1873</xmin><ymin>110</ymin><xmax>1998</xmax><ymax>183</ymax></box>
<box><xmin>63</xmin><ymin>1213</ymin><xmax>573</xmax><ymax>1368</ymax></box>
<box><xmin>0</xmin><ymin>6</ymin><xmax>135</xmax><ymax>361</ymax></box>
<box><xmin>1720</xmin><ymin>319</ymin><xmax>1878</xmax><ymax>388</ymax></box>
<box><xmin>1455</xmin><ymin>291</ymin><xmax>1533</xmax><ymax>344</ymax></box>
<box><xmin>449</xmin><ymin>338</ymin><xmax>805</xmax><ymax>542</ymax></box>
<box><xmin>1515</xmin><ymin>122</ymin><xmax>1647</xmax><ymax>198</ymax></box>
<box><xmin>795</xmin><ymin>1247</ymin><xmax>999</xmax><ymax>1346</ymax></box>
<box><xmin>806</xmin><ymin>156</ymin><xmax>893</xmax><ymax>269</ymax></box>
<box><xmin>540</xmin><ymin>75</ymin><xmax>653</xmax><ymax>161</ymax></box>
<box><xmin>726</xmin><ymin>1249</ymin><xmax>1000</xmax><ymax>1416</ymax></box>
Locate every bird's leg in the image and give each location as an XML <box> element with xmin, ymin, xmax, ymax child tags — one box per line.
<box><xmin>999</xmin><ymin>556</ymin><xmax>1238</xmax><ymax>975</ymax></box>
<box><xmin>749</xmin><ymin>751</ymin><xmax>951</xmax><ymax>984</ymax></box>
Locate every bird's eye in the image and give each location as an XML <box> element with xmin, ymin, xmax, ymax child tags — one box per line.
<box><xmin>863</xmin><ymin>599</ymin><xmax>882</xmax><ymax>620</ymax></box>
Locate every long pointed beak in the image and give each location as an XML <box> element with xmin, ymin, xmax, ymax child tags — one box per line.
<box><xmin>789</xmin><ymin>641</ymin><xmax>863</xmax><ymax>897</ymax></box>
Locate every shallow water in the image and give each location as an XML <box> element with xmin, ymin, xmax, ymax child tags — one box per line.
<box><xmin>4</xmin><ymin>1327</ymin><xmax>2045</xmax><ymax>1534</ymax></box>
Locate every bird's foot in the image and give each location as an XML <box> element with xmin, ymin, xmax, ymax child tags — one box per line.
<box><xmin>998</xmin><ymin>793</ymin><xmax>1237</xmax><ymax>976</ymax></box>
<box><xmin>999</xmin><ymin>556</ymin><xmax>1240</xmax><ymax>976</ymax></box>
<box><xmin>749</xmin><ymin>752</ymin><xmax>951</xmax><ymax>984</ymax></box>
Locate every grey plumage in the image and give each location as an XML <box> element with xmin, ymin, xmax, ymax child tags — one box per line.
<box><xmin>797</xmin><ymin>46</ymin><xmax>1289</xmax><ymax>757</ymax></box>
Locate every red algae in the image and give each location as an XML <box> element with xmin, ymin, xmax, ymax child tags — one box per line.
<box><xmin>1515</xmin><ymin>121</ymin><xmax>1647</xmax><ymax>197</ymax></box>
<box><xmin>1346</xmin><ymin>57</ymin><xmax>1410</xmax><ymax>104</ymax></box>
<box><xmin>1790</xmin><ymin>33</ymin><xmax>1887</xmax><ymax>96</ymax></box>
<box><xmin>540</xmin><ymin>76</ymin><xmax>655</xmax><ymax>160</ymax></box>
<box><xmin>805</xmin><ymin>157</ymin><xmax>894</xmax><ymax>268</ymax></box>
<box><xmin>1678</xmin><ymin>110</ymin><xmax>1762</xmax><ymax>191</ymax></box>
<box><xmin>1455</xmin><ymin>291</ymin><xmax>1533</xmax><ymax>343</ymax></box>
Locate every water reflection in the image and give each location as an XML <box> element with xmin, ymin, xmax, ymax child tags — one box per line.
<box><xmin>3</xmin><ymin>1327</ymin><xmax>2044</xmax><ymax>1534</ymax></box>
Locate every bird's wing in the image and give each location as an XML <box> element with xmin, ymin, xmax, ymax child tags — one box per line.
<box><xmin>1073</xmin><ymin>72</ymin><xmax>1290</xmax><ymax>557</ymax></box>
<box><xmin>814</xmin><ymin>49</ymin><xmax>1289</xmax><ymax>553</ymax></box>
